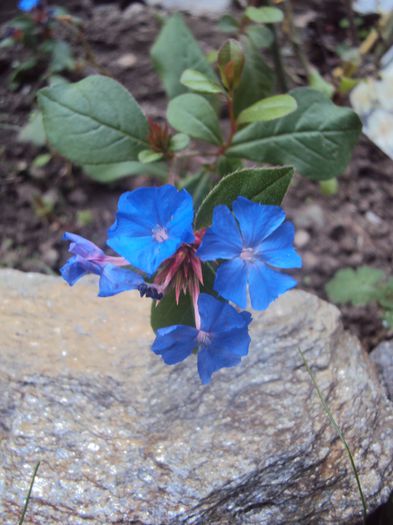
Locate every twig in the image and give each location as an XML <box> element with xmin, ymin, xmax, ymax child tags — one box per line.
<box><xmin>270</xmin><ymin>23</ymin><xmax>288</xmax><ymax>92</ymax></box>
<box><xmin>19</xmin><ymin>461</ymin><xmax>41</xmax><ymax>525</ymax></box>
<box><xmin>298</xmin><ymin>349</ymin><xmax>368</xmax><ymax>523</ymax></box>
<box><xmin>284</xmin><ymin>0</ymin><xmax>311</xmax><ymax>77</ymax></box>
<box><xmin>345</xmin><ymin>0</ymin><xmax>359</xmax><ymax>46</ymax></box>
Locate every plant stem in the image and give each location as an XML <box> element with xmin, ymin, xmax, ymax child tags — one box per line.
<box><xmin>58</xmin><ymin>18</ymin><xmax>111</xmax><ymax>76</ymax></box>
<box><xmin>270</xmin><ymin>23</ymin><xmax>288</xmax><ymax>92</ymax></box>
<box><xmin>298</xmin><ymin>349</ymin><xmax>368</xmax><ymax>523</ymax></box>
<box><xmin>284</xmin><ymin>0</ymin><xmax>311</xmax><ymax>77</ymax></box>
<box><xmin>19</xmin><ymin>461</ymin><xmax>41</xmax><ymax>525</ymax></box>
<box><xmin>345</xmin><ymin>0</ymin><xmax>359</xmax><ymax>46</ymax></box>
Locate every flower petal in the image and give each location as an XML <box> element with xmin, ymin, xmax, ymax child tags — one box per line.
<box><xmin>248</xmin><ymin>261</ymin><xmax>297</xmax><ymax>310</ymax></box>
<box><xmin>18</xmin><ymin>0</ymin><xmax>39</xmax><ymax>11</ymax></box>
<box><xmin>98</xmin><ymin>265</ymin><xmax>144</xmax><ymax>297</ymax></box>
<box><xmin>197</xmin><ymin>347</ymin><xmax>242</xmax><ymax>384</ymax></box>
<box><xmin>196</xmin><ymin>294</ymin><xmax>251</xmax><ymax>383</ymax></box>
<box><xmin>64</xmin><ymin>232</ymin><xmax>104</xmax><ymax>259</ymax></box>
<box><xmin>60</xmin><ymin>256</ymin><xmax>100</xmax><ymax>286</ymax></box>
<box><xmin>107</xmin><ymin>185</ymin><xmax>194</xmax><ymax>275</ymax></box>
<box><xmin>232</xmin><ymin>197</ymin><xmax>286</xmax><ymax>247</ymax></box>
<box><xmin>197</xmin><ymin>205</ymin><xmax>242</xmax><ymax>261</ymax></box>
<box><xmin>152</xmin><ymin>325</ymin><xmax>198</xmax><ymax>365</ymax></box>
<box><xmin>213</xmin><ymin>259</ymin><xmax>248</xmax><ymax>308</ymax></box>
<box><xmin>258</xmin><ymin>222</ymin><xmax>302</xmax><ymax>269</ymax></box>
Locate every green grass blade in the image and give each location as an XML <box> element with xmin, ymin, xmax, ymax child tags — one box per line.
<box><xmin>19</xmin><ymin>461</ymin><xmax>40</xmax><ymax>525</ymax></box>
<box><xmin>298</xmin><ymin>349</ymin><xmax>368</xmax><ymax>523</ymax></box>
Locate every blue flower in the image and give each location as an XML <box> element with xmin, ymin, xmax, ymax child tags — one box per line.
<box><xmin>18</xmin><ymin>0</ymin><xmax>40</xmax><ymax>12</ymax></box>
<box><xmin>60</xmin><ymin>232</ymin><xmax>144</xmax><ymax>297</ymax></box>
<box><xmin>197</xmin><ymin>197</ymin><xmax>301</xmax><ymax>310</ymax></box>
<box><xmin>107</xmin><ymin>185</ymin><xmax>194</xmax><ymax>276</ymax></box>
<box><xmin>152</xmin><ymin>293</ymin><xmax>252</xmax><ymax>384</ymax></box>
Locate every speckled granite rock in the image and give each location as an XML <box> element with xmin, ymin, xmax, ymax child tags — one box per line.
<box><xmin>0</xmin><ymin>269</ymin><xmax>392</xmax><ymax>524</ymax></box>
<box><xmin>371</xmin><ymin>340</ymin><xmax>393</xmax><ymax>401</ymax></box>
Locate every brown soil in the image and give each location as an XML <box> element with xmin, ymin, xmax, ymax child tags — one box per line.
<box><xmin>1</xmin><ymin>0</ymin><xmax>393</xmax><ymax>354</ymax></box>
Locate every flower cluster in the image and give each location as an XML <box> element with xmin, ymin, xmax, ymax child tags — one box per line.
<box><xmin>61</xmin><ymin>185</ymin><xmax>301</xmax><ymax>383</ymax></box>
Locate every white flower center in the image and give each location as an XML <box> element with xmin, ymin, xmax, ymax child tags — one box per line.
<box><xmin>197</xmin><ymin>330</ymin><xmax>211</xmax><ymax>346</ymax></box>
<box><xmin>240</xmin><ymin>247</ymin><xmax>256</xmax><ymax>263</ymax></box>
<box><xmin>152</xmin><ymin>225</ymin><xmax>169</xmax><ymax>243</ymax></box>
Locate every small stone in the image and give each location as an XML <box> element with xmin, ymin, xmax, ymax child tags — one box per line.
<box><xmin>146</xmin><ymin>0</ymin><xmax>231</xmax><ymax>16</ymax></box>
<box><xmin>302</xmin><ymin>251</ymin><xmax>319</xmax><ymax>269</ymax></box>
<box><xmin>123</xmin><ymin>4</ymin><xmax>145</xmax><ymax>18</ymax></box>
<box><xmin>295</xmin><ymin>229</ymin><xmax>310</xmax><ymax>248</ymax></box>
<box><xmin>365</xmin><ymin>210</ymin><xmax>382</xmax><ymax>225</ymax></box>
<box><xmin>115</xmin><ymin>53</ymin><xmax>137</xmax><ymax>70</ymax></box>
<box><xmin>295</xmin><ymin>203</ymin><xmax>325</xmax><ymax>230</ymax></box>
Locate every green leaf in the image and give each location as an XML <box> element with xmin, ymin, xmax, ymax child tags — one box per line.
<box><xmin>33</xmin><ymin>153</ymin><xmax>51</xmax><ymax>168</ymax></box>
<box><xmin>0</xmin><ymin>37</ymin><xmax>16</xmax><ymax>48</ymax></box>
<box><xmin>179</xmin><ymin>171</ymin><xmax>213</xmax><ymax>208</ymax></box>
<box><xmin>217</xmin><ymin>14</ymin><xmax>240</xmax><ymax>33</ymax></box>
<box><xmin>195</xmin><ymin>165</ymin><xmax>293</xmax><ymax>228</ymax></box>
<box><xmin>151</xmin><ymin>288</ymin><xmax>194</xmax><ymax>332</ymax></box>
<box><xmin>167</xmin><ymin>94</ymin><xmax>222</xmax><ymax>145</ymax></box>
<box><xmin>151</xmin><ymin>264</ymin><xmax>216</xmax><ymax>331</ymax></box>
<box><xmin>245</xmin><ymin>6</ymin><xmax>284</xmax><ymax>24</ymax></box>
<box><xmin>378</xmin><ymin>278</ymin><xmax>393</xmax><ymax>309</ymax></box>
<box><xmin>245</xmin><ymin>25</ymin><xmax>273</xmax><ymax>49</ymax></box>
<box><xmin>308</xmin><ymin>67</ymin><xmax>335</xmax><ymax>99</ymax></box>
<box><xmin>138</xmin><ymin>149</ymin><xmax>163</xmax><ymax>163</ymax></box>
<box><xmin>325</xmin><ymin>266</ymin><xmax>385</xmax><ymax>306</ymax></box>
<box><xmin>233</xmin><ymin>39</ymin><xmax>274</xmax><ymax>117</ymax></box>
<box><xmin>38</xmin><ymin>75</ymin><xmax>149</xmax><ymax>165</ymax></box>
<box><xmin>180</xmin><ymin>69</ymin><xmax>224</xmax><ymax>94</ymax></box>
<box><xmin>49</xmin><ymin>40</ymin><xmax>75</xmax><ymax>73</ymax></box>
<box><xmin>217</xmin><ymin>156</ymin><xmax>243</xmax><ymax>177</ymax></box>
<box><xmin>383</xmin><ymin>309</ymin><xmax>393</xmax><ymax>328</ymax></box>
<box><xmin>319</xmin><ymin>178</ymin><xmax>338</xmax><ymax>196</ymax></box>
<box><xmin>170</xmin><ymin>133</ymin><xmax>190</xmax><ymax>152</ymax></box>
<box><xmin>151</xmin><ymin>13</ymin><xmax>217</xmax><ymax>99</ymax></box>
<box><xmin>9</xmin><ymin>57</ymin><xmax>38</xmax><ymax>90</ymax></box>
<box><xmin>83</xmin><ymin>161</ymin><xmax>167</xmax><ymax>183</ymax></box>
<box><xmin>18</xmin><ymin>110</ymin><xmax>46</xmax><ymax>146</ymax></box>
<box><xmin>228</xmin><ymin>88</ymin><xmax>362</xmax><ymax>180</ymax></box>
<box><xmin>237</xmin><ymin>94</ymin><xmax>297</xmax><ymax>125</ymax></box>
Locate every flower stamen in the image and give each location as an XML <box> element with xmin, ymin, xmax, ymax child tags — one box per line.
<box><xmin>152</xmin><ymin>225</ymin><xmax>169</xmax><ymax>243</ymax></box>
<box><xmin>240</xmin><ymin>247</ymin><xmax>256</xmax><ymax>263</ymax></box>
<box><xmin>197</xmin><ymin>330</ymin><xmax>211</xmax><ymax>346</ymax></box>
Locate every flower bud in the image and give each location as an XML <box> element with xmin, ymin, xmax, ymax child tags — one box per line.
<box><xmin>217</xmin><ymin>39</ymin><xmax>245</xmax><ymax>91</ymax></box>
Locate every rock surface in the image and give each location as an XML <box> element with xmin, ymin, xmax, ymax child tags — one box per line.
<box><xmin>0</xmin><ymin>269</ymin><xmax>392</xmax><ymax>524</ymax></box>
<box><xmin>371</xmin><ymin>340</ymin><xmax>393</xmax><ymax>401</ymax></box>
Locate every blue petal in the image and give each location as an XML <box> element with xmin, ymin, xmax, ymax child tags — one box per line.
<box><xmin>98</xmin><ymin>265</ymin><xmax>144</xmax><ymax>297</ymax></box>
<box><xmin>199</xmin><ymin>293</ymin><xmax>251</xmax><ymax>332</ymax></box>
<box><xmin>213</xmin><ymin>258</ymin><xmax>248</xmax><ymax>308</ymax></box>
<box><xmin>18</xmin><ymin>0</ymin><xmax>39</xmax><ymax>11</ymax></box>
<box><xmin>248</xmin><ymin>261</ymin><xmax>297</xmax><ymax>310</ymax></box>
<box><xmin>197</xmin><ymin>205</ymin><xmax>242</xmax><ymax>261</ymax></box>
<box><xmin>60</xmin><ymin>256</ymin><xmax>100</xmax><ymax>286</ymax></box>
<box><xmin>232</xmin><ymin>197</ymin><xmax>286</xmax><ymax>247</ymax></box>
<box><xmin>197</xmin><ymin>346</ymin><xmax>242</xmax><ymax>384</ymax></box>
<box><xmin>160</xmin><ymin>186</ymin><xmax>194</xmax><ymax>243</ymax></box>
<box><xmin>152</xmin><ymin>325</ymin><xmax>198</xmax><ymax>365</ymax></box>
<box><xmin>196</xmin><ymin>294</ymin><xmax>251</xmax><ymax>383</ymax></box>
<box><xmin>107</xmin><ymin>185</ymin><xmax>194</xmax><ymax>275</ymax></box>
<box><xmin>64</xmin><ymin>232</ymin><xmax>104</xmax><ymax>259</ymax></box>
<box><xmin>258</xmin><ymin>222</ymin><xmax>302</xmax><ymax>269</ymax></box>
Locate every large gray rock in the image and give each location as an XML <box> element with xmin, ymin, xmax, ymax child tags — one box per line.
<box><xmin>0</xmin><ymin>269</ymin><xmax>392</xmax><ymax>524</ymax></box>
<box><xmin>370</xmin><ymin>340</ymin><xmax>393</xmax><ymax>400</ymax></box>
